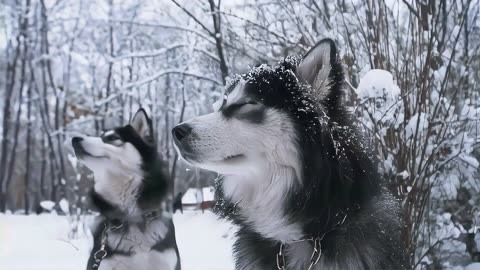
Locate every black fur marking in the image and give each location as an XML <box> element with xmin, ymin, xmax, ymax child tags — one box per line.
<box><xmin>221</xmin><ymin>101</ymin><xmax>266</xmax><ymax>124</ymax></box>
<box><xmin>235</xmin><ymin>105</ymin><xmax>265</xmax><ymax>124</ymax></box>
<box><xmin>150</xmin><ymin>218</ymin><xmax>182</xmax><ymax>270</ymax></box>
<box><xmin>151</xmin><ymin>218</ymin><xmax>182</xmax><ymax>268</ymax></box>
<box><xmin>101</xmin><ymin>133</ymin><xmax>122</xmax><ymax>144</ymax></box>
<box><xmin>214</xmin><ymin>40</ymin><xmax>408</xmax><ymax>269</ymax></box>
<box><xmin>89</xmin><ymin>190</ymin><xmax>125</xmax><ymax>220</ymax></box>
<box><xmin>114</xmin><ymin>124</ymin><xmax>169</xmax><ymax>213</ymax></box>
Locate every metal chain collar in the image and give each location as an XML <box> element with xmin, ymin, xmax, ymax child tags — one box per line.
<box><xmin>92</xmin><ymin>222</ymin><xmax>124</xmax><ymax>269</ymax></box>
<box><xmin>91</xmin><ymin>210</ymin><xmax>161</xmax><ymax>269</ymax></box>
<box><xmin>276</xmin><ymin>236</ymin><xmax>323</xmax><ymax>270</ymax></box>
<box><xmin>275</xmin><ymin>207</ymin><xmax>355</xmax><ymax>270</ymax></box>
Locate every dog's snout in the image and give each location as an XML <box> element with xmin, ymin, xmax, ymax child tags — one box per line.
<box><xmin>72</xmin><ymin>137</ymin><xmax>84</xmax><ymax>145</ymax></box>
<box><xmin>172</xmin><ymin>124</ymin><xmax>192</xmax><ymax>142</ymax></box>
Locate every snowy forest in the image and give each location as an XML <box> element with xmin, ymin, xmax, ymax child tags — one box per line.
<box><xmin>0</xmin><ymin>0</ymin><xmax>479</xmax><ymax>269</ymax></box>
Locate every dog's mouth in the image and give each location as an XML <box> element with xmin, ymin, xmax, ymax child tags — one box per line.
<box><xmin>223</xmin><ymin>154</ymin><xmax>245</xmax><ymax>161</ymax></box>
<box><xmin>183</xmin><ymin>152</ymin><xmax>246</xmax><ymax>165</ymax></box>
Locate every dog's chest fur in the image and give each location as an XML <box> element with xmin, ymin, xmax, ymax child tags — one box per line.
<box><xmin>99</xmin><ymin>249</ymin><xmax>177</xmax><ymax>270</ymax></box>
<box><xmin>224</xmin><ymin>194</ymin><xmax>405</xmax><ymax>270</ymax></box>
<box><xmin>88</xmin><ymin>172</ymin><xmax>180</xmax><ymax>270</ymax></box>
<box><xmin>233</xmin><ymin>239</ymin><xmax>380</xmax><ymax>270</ymax></box>
<box><xmin>92</xmin><ymin>214</ymin><xmax>179</xmax><ymax>270</ymax></box>
<box><xmin>221</xmin><ymin>164</ymin><xmax>303</xmax><ymax>242</ymax></box>
<box><xmin>231</xmin><ymin>216</ymin><xmax>392</xmax><ymax>270</ymax></box>
<box><xmin>106</xmin><ymin>217</ymin><xmax>168</xmax><ymax>253</ymax></box>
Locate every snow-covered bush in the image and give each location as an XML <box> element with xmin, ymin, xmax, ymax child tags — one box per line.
<box><xmin>357</xmin><ymin>69</ymin><xmax>480</xmax><ymax>269</ymax></box>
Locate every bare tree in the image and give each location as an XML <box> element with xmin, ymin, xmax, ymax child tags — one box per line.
<box><xmin>170</xmin><ymin>0</ymin><xmax>229</xmax><ymax>84</ymax></box>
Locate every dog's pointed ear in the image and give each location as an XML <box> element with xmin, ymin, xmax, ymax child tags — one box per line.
<box><xmin>131</xmin><ymin>108</ymin><xmax>153</xmax><ymax>143</ymax></box>
<box><xmin>296</xmin><ymin>39</ymin><xmax>342</xmax><ymax>103</ymax></box>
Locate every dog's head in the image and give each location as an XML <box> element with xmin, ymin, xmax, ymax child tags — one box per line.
<box><xmin>173</xmin><ymin>39</ymin><xmax>345</xmax><ymax>179</ymax></box>
<box><xmin>72</xmin><ymin>108</ymin><xmax>156</xmax><ymax>178</ymax></box>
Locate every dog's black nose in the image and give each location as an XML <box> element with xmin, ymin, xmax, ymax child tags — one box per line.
<box><xmin>72</xmin><ymin>137</ymin><xmax>83</xmax><ymax>145</ymax></box>
<box><xmin>172</xmin><ymin>124</ymin><xmax>192</xmax><ymax>141</ymax></box>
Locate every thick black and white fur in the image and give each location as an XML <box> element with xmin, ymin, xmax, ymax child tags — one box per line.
<box><xmin>173</xmin><ymin>39</ymin><xmax>407</xmax><ymax>269</ymax></box>
<box><xmin>72</xmin><ymin>109</ymin><xmax>181</xmax><ymax>270</ymax></box>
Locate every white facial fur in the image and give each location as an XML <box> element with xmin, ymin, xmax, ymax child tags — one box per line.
<box><xmin>76</xmin><ymin>134</ymin><xmax>144</xmax><ymax>216</ymax></box>
<box><xmin>177</xmin><ymin>81</ymin><xmax>304</xmax><ymax>241</ymax></box>
<box><xmin>181</xmin><ymin>81</ymin><xmax>301</xmax><ymax>176</ymax></box>
<box><xmin>182</xmin><ymin>109</ymin><xmax>301</xmax><ymax>177</ymax></box>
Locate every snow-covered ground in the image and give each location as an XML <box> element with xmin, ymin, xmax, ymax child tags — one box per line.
<box><xmin>0</xmin><ymin>211</ymin><xmax>235</xmax><ymax>270</ymax></box>
<box><xmin>3</xmin><ymin>212</ymin><xmax>479</xmax><ymax>270</ymax></box>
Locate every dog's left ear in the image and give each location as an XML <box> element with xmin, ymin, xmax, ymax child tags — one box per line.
<box><xmin>131</xmin><ymin>108</ymin><xmax>154</xmax><ymax>143</ymax></box>
<box><xmin>296</xmin><ymin>39</ymin><xmax>343</xmax><ymax>104</ymax></box>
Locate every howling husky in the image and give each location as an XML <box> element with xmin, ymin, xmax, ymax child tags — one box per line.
<box><xmin>72</xmin><ymin>109</ymin><xmax>181</xmax><ymax>270</ymax></box>
<box><xmin>172</xmin><ymin>39</ymin><xmax>406</xmax><ymax>269</ymax></box>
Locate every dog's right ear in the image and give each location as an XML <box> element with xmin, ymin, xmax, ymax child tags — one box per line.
<box><xmin>296</xmin><ymin>39</ymin><xmax>343</xmax><ymax>108</ymax></box>
<box><xmin>131</xmin><ymin>108</ymin><xmax>154</xmax><ymax>143</ymax></box>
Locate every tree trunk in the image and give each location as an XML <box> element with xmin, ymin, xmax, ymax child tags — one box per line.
<box><xmin>208</xmin><ymin>0</ymin><xmax>228</xmax><ymax>84</ymax></box>
<box><xmin>40</xmin><ymin>135</ymin><xmax>47</xmax><ymax>199</ymax></box>
<box><xmin>39</xmin><ymin>0</ymin><xmax>62</xmax><ymax>204</ymax></box>
<box><xmin>2</xmin><ymin>0</ymin><xmax>31</xmax><ymax>211</ymax></box>
<box><xmin>24</xmin><ymin>74</ymin><xmax>33</xmax><ymax>214</ymax></box>
<box><xmin>0</xmin><ymin>1</ymin><xmax>26</xmax><ymax>211</ymax></box>
<box><xmin>103</xmin><ymin>0</ymin><xmax>115</xmax><ymax>128</ymax></box>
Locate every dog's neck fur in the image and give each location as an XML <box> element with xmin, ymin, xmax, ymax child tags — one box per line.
<box><xmin>94</xmin><ymin>170</ymin><xmax>144</xmax><ymax>219</ymax></box>
<box><xmin>220</xmin><ymin>165</ymin><xmax>402</xmax><ymax>269</ymax></box>
<box><xmin>222</xmin><ymin>157</ymin><xmax>304</xmax><ymax>242</ymax></box>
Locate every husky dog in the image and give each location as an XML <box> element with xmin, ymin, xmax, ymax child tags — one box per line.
<box><xmin>172</xmin><ymin>39</ymin><xmax>407</xmax><ymax>269</ymax></box>
<box><xmin>72</xmin><ymin>109</ymin><xmax>181</xmax><ymax>270</ymax></box>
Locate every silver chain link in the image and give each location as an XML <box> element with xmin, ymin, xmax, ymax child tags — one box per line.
<box><xmin>91</xmin><ymin>210</ymin><xmax>160</xmax><ymax>269</ymax></box>
<box><xmin>276</xmin><ymin>236</ymin><xmax>323</xmax><ymax>270</ymax></box>
<box><xmin>275</xmin><ymin>209</ymin><xmax>353</xmax><ymax>270</ymax></box>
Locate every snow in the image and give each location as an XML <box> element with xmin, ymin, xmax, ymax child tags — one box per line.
<box><xmin>59</xmin><ymin>199</ymin><xmax>70</xmax><ymax>214</ymax></box>
<box><xmin>39</xmin><ymin>201</ymin><xmax>56</xmax><ymax>211</ymax></box>
<box><xmin>182</xmin><ymin>186</ymin><xmax>215</xmax><ymax>204</ymax></box>
<box><xmin>182</xmin><ymin>188</ymin><xmax>200</xmax><ymax>204</ymax></box>
<box><xmin>0</xmin><ymin>211</ymin><xmax>235</xmax><ymax>270</ymax></box>
<box><xmin>357</xmin><ymin>69</ymin><xmax>403</xmax><ymax>130</ymax></box>
<box><xmin>0</xmin><ymin>214</ymin><xmax>91</xmax><ymax>270</ymax></box>
<box><xmin>356</xmin><ymin>69</ymin><xmax>401</xmax><ymax>99</ymax></box>
<box><xmin>466</xmin><ymin>263</ymin><xmax>480</xmax><ymax>270</ymax></box>
<box><xmin>174</xmin><ymin>211</ymin><xmax>235</xmax><ymax>270</ymax></box>
<box><xmin>405</xmin><ymin>113</ymin><xmax>428</xmax><ymax>139</ymax></box>
<box><xmin>202</xmin><ymin>187</ymin><xmax>215</xmax><ymax>201</ymax></box>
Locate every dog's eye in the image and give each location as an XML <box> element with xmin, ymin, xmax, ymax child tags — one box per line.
<box><xmin>222</xmin><ymin>100</ymin><xmax>260</xmax><ymax>117</ymax></box>
<box><xmin>237</xmin><ymin>100</ymin><xmax>258</xmax><ymax>107</ymax></box>
<box><xmin>104</xmin><ymin>134</ymin><xmax>120</xmax><ymax>141</ymax></box>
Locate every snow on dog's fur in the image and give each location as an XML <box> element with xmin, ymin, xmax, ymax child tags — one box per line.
<box><xmin>72</xmin><ymin>109</ymin><xmax>181</xmax><ymax>270</ymax></box>
<box><xmin>173</xmin><ymin>39</ymin><xmax>407</xmax><ymax>269</ymax></box>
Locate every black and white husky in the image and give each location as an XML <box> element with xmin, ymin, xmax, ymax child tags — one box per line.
<box><xmin>173</xmin><ymin>39</ymin><xmax>407</xmax><ymax>269</ymax></box>
<box><xmin>72</xmin><ymin>109</ymin><xmax>181</xmax><ymax>270</ymax></box>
